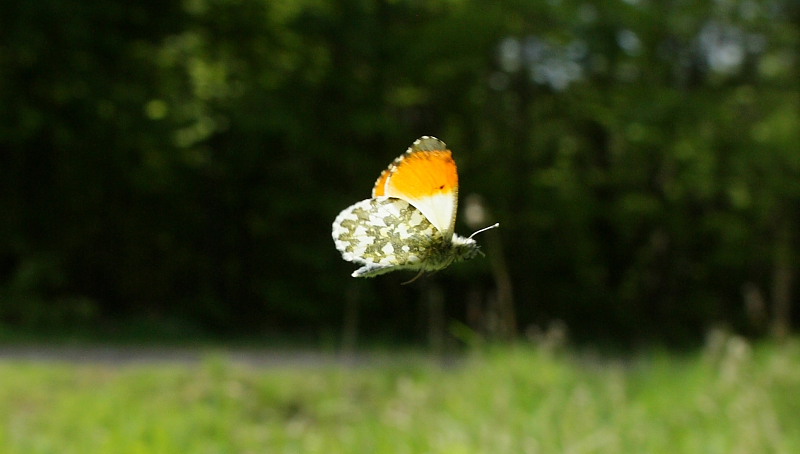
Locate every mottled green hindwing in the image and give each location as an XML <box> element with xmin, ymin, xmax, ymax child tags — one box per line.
<box><xmin>332</xmin><ymin>196</ymin><xmax>481</xmax><ymax>278</ymax></box>
<box><xmin>332</xmin><ymin>197</ymin><xmax>440</xmax><ymax>277</ymax></box>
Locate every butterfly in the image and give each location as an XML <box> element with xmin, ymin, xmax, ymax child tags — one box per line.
<box><xmin>332</xmin><ymin>136</ymin><xmax>498</xmax><ymax>281</ymax></box>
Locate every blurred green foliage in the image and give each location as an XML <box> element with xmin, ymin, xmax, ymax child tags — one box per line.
<box><xmin>1</xmin><ymin>0</ymin><xmax>799</xmax><ymax>343</ymax></box>
<box><xmin>1</xmin><ymin>339</ymin><xmax>799</xmax><ymax>452</ymax></box>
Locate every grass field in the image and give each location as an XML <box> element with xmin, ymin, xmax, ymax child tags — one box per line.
<box><xmin>1</xmin><ymin>335</ymin><xmax>798</xmax><ymax>453</ymax></box>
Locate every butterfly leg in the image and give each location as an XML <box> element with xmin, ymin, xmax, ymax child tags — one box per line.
<box><xmin>401</xmin><ymin>269</ymin><xmax>426</xmax><ymax>285</ymax></box>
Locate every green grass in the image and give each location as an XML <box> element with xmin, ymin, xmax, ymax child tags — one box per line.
<box><xmin>1</xmin><ymin>337</ymin><xmax>799</xmax><ymax>453</ymax></box>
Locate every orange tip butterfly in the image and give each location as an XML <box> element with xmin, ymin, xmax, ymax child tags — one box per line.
<box><xmin>332</xmin><ymin>136</ymin><xmax>499</xmax><ymax>282</ymax></box>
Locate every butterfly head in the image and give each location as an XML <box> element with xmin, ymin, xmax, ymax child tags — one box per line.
<box><xmin>450</xmin><ymin>234</ymin><xmax>482</xmax><ymax>263</ymax></box>
<box><xmin>450</xmin><ymin>223</ymin><xmax>499</xmax><ymax>262</ymax></box>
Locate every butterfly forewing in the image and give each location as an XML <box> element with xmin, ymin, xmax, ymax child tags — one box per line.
<box><xmin>376</xmin><ymin>137</ymin><xmax>458</xmax><ymax>239</ymax></box>
<box><xmin>372</xmin><ymin>137</ymin><xmax>448</xmax><ymax>197</ymax></box>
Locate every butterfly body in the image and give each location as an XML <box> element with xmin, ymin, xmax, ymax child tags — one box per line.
<box><xmin>332</xmin><ymin>136</ymin><xmax>486</xmax><ymax>279</ymax></box>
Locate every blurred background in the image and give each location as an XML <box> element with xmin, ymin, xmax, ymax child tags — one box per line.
<box><xmin>2</xmin><ymin>0</ymin><xmax>799</xmax><ymax>348</ymax></box>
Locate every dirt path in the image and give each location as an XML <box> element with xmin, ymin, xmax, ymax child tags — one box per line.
<box><xmin>0</xmin><ymin>344</ymin><xmax>364</xmax><ymax>367</ymax></box>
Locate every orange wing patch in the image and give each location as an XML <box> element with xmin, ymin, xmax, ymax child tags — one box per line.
<box><xmin>386</xmin><ymin>150</ymin><xmax>458</xmax><ymax>199</ymax></box>
<box><xmin>383</xmin><ymin>145</ymin><xmax>459</xmax><ymax>239</ymax></box>
<box><xmin>372</xmin><ymin>168</ymin><xmax>390</xmax><ymax>197</ymax></box>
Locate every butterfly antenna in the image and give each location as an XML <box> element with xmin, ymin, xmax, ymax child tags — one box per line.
<box><xmin>468</xmin><ymin>222</ymin><xmax>500</xmax><ymax>239</ymax></box>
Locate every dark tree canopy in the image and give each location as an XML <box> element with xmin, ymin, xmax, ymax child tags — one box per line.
<box><xmin>2</xmin><ymin>0</ymin><xmax>799</xmax><ymax>345</ymax></box>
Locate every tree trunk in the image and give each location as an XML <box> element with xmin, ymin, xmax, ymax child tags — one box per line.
<box><xmin>771</xmin><ymin>219</ymin><xmax>793</xmax><ymax>341</ymax></box>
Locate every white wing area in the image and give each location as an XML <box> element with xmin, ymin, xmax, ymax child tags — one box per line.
<box><xmin>332</xmin><ymin>197</ymin><xmax>439</xmax><ymax>277</ymax></box>
<box><xmin>386</xmin><ymin>191</ymin><xmax>457</xmax><ymax>241</ymax></box>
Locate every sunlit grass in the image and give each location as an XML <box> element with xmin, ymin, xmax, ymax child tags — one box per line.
<box><xmin>1</xmin><ymin>337</ymin><xmax>798</xmax><ymax>453</ymax></box>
